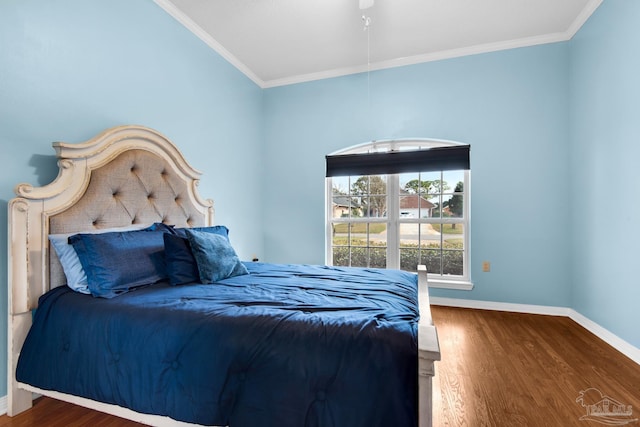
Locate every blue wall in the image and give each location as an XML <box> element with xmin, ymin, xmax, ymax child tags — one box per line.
<box><xmin>1</xmin><ymin>0</ymin><xmax>638</xmax><ymax>405</ymax></box>
<box><xmin>569</xmin><ymin>0</ymin><xmax>640</xmax><ymax>347</ymax></box>
<box><xmin>263</xmin><ymin>0</ymin><xmax>640</xmax><ymax>350</ymax></box>
<box><xmin>0</xmin><ymin>0</ymin><xmax>263</xmax><ymax>396</ymax></box>
<box><xmin>264</xmin><ymin>44</ymin><xmax>572</xmax><ymax>308</ymax></box>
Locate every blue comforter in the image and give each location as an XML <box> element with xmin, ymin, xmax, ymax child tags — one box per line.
<box><xmin>17</xmin><ymin>263</ymin><xmax>419</xmax><ymax>427</ymax></box>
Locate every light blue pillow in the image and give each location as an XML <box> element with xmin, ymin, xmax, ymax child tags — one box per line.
<box><xmin>185</xmin><ymin>229</ymin><xmax>249</xmax><ymax>283</ymax></box>
<box><xmin>49</xmin><ymin>223</ymin><xmax>151</xmax><ymax>294</ymax></box>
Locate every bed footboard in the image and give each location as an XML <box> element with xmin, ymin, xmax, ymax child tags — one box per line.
<box><xmin>417</xmin><ymin>265</ymin><xmax>441</xmax><ymax>427</ymax></box>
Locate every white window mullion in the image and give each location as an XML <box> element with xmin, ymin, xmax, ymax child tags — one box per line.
<box><xmin>387</xmin><ymin>174</ymin><xmax>400</xmax><ymax>269</ymax></box>
<box><xmin>462</xmin><ymin>170</ymin><xmax>471</xmax><ymax>280</ymax></box>
<box><xmin>325</xmin><ymin>178</ymin><xmax>334</xmax><ymax>265</ymax></box>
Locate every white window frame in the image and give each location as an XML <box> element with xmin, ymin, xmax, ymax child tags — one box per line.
<box><xmin>325</xmin><ymin>139</ymin><xmax>473</xmax><ymax>290</ymax></box>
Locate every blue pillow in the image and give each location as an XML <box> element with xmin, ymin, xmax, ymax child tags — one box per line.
<box><xmin>69</xmin><ymin>229</ymin><xmax>168</xmax><ymax>298</ymax></box>
<box><xmin>185</xmin><ymin>229</ymin><xmax>248</xmax><ymax>283</ymax></box>
<box><xmin>163</xmin><ymin>225</ymin><xmax>233</xmax><ymax>286</ymax></box>
<box><xmin>171</xmin><ymin>225</ymin><xmax>229</xmax><ymax>240</ymax></box>
<box><xmin>49</xmin><ymin>234</ymin><xmax>92</xmax><ymax>294</ymax></box>
<box><xmin>49</xmin><ymin>223</ymin><xmax>156</xmax><ymax>294</ymax></box>
<box><xmin>163</xmin><ymin>233</ymin><xmax>200</xmax><ymax>286</ymax></box>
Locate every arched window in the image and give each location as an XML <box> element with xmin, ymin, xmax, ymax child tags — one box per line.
<box><xmin>325</xmin><ymin>139</ymin><xmax>471</xmax><ymax>289</ymax></box>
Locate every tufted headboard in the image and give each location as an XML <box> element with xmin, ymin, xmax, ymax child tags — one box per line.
<box><xmin>9</xmin><ymin>125</ymin><xmax>214</xmax><ymax>313</ymax></box>
<box><xmin>7</xmin><ymin>125</ymin><xmax>214</xmax><ymax>415</ymax></box>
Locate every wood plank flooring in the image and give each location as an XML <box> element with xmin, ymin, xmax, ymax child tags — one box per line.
<box><xmin>1</xmin><ymin>306</ymin><xmax>638</xmax><ymax>426</ymax></box>
<box><xmin>431</xmin><ymin>305</ymin><xmax>640</xmax><ymax>426</ymax></box>
<box><xmin>0</xmin><ymin>396</ymin><xmax>144</xmax><ymax>427</ymax></box>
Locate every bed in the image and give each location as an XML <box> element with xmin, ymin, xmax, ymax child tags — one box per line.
<box><xmin>7</xmin><ymin>125</ymin><xmax>440</xmax><ymax>426</ymax></box>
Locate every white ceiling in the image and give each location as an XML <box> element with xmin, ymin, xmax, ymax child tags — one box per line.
<box><xmin>155</xmin><ymin>0</ymin><xmax>602</xmax><ymax>88</ymax></box>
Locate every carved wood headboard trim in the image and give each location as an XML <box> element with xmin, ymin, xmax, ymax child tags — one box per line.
<box><xmin>8</xmin><ymin>125</ymin><xmax>214</xmax><ymax>415</ymax></box>
<box><xmin>9</xmin><ymin>124</ymin><xmax>213</xmax><ymax>314</ymax></box>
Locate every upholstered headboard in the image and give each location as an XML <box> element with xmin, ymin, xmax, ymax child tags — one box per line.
<box><xmin>7</xmin><ymin>125</ymin><xmax>214</xmax><ymax>415</ymax></box>
<box><xmin>9</xmin><ymin>125</ymin><xmax>214</xmax><ymax>313</ymax></box>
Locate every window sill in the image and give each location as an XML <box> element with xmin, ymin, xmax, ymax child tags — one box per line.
<box><xmin>427</xmin><ymin>278</ymin><xmax>474</xmax><ymax>290</ymax></box>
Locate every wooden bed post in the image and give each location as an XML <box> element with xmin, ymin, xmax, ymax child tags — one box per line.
<box><xmin>417</xmin><ymin>265</ymin><xmax>440</xmax><ymax>427</ymax></box>
<box><xmin>7</xmin><ymin>197</ymin><xmax>41</xmax><ymax>415</ymax></box>
<box><xmin>7</xmin><ymin>313</ymin><xmax>33</xmax><ymax>415</ymax></box>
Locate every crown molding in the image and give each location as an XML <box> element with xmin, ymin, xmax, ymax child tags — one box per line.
<box><xmin>261</xmin><ymin>0</ymin><xmax>604</xmax><ymax>88</ymax></box>
<box><xmin>153</xmin><ymin>0</ymin><xmax>266</xmax><ymax>88</ymax></box>
<box><xmin>155</xmin><ymin>0</ymin><xmax>603</xmax><ymax>89</ymax></box>
<box><xmin>263</xmin><ymin>31</ymin><xmax>570</xmax><ymax>88</ymax></box>
<box><xmin>566</xmin><ymin>0</ymin><xmax>604</xmax><ymax>37</ymax></box>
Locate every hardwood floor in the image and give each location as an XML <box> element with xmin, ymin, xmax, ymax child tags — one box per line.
<box><xmin>1</xmin><ymin>306</ymin><xmax>638</xmax><ymax>426</ymax></box>
<box><xmin>431</xmin><ymin>305</ymin><xmax>640</xmax><ymax>426</ymax></box>
<box><xmin>0</xmin><ymin>397</ymin><xmax>144</xmax><ymax>427</ymax></box>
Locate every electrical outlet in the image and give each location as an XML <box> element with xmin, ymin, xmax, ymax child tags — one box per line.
<box><xmin>482</xmin><ymin>261</ymin><xmax>490</xmax><ymax>272</ymax></box>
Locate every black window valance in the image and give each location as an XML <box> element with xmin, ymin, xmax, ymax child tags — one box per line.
<box><xmin>326</xmin><ymin>144</ymin><xmax>470</xmax><ymax>177</ymax></box>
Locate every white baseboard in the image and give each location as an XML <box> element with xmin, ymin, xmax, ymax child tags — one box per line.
<box><xmin>566</xmin><ymin>309</ymin><xmax>640</xmax><ymax>365</ymax></box>
<box><xmin>431</xmin><ymin>296</ymin><xmax>640</xmax><ymax>365</ymax></box>
<box><xmin>0</xmin><ymin>395</ymin><xmax>6</xmax><ymax>416</ymax></box>
<box><xmin>430</xmin><ymin>296</ymin><xmax>571</xmax><ymax>316</ymax></box>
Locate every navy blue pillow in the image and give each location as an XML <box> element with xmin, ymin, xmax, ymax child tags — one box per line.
<box><xmin>163</xmin><ymin>233</ymin><xmax>200</xmax><ymax>285</ymax></box>
<box><xmin>185</xmin><ymin>229</ymin><xmax>249</xmax><ymax>283</ymax></box>
<box><xmin>69</xmin><ymin>229</ymin><xmax>168</xmax><ymax>298</ymax></box>
<box><xmin>146</xmin><ymin>222</ymin><xmax>177</xmax><ymax>233</ymax></box>
<box><xmin>163</xmin><ymin>225</ymin><xmax>232</xmax><ymax>286</ymax></box>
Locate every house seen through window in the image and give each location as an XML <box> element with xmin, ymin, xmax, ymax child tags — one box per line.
<box><xmin>325</xmin><ymin>140</ymin><xmax>471</xmax><ymax>288</ymax></box>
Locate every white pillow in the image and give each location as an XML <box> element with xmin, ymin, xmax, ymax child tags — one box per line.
<box><xmin>49</xmin><ymin>224</ymin><xmax>152</xmax><ymax>294</ymax></box>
